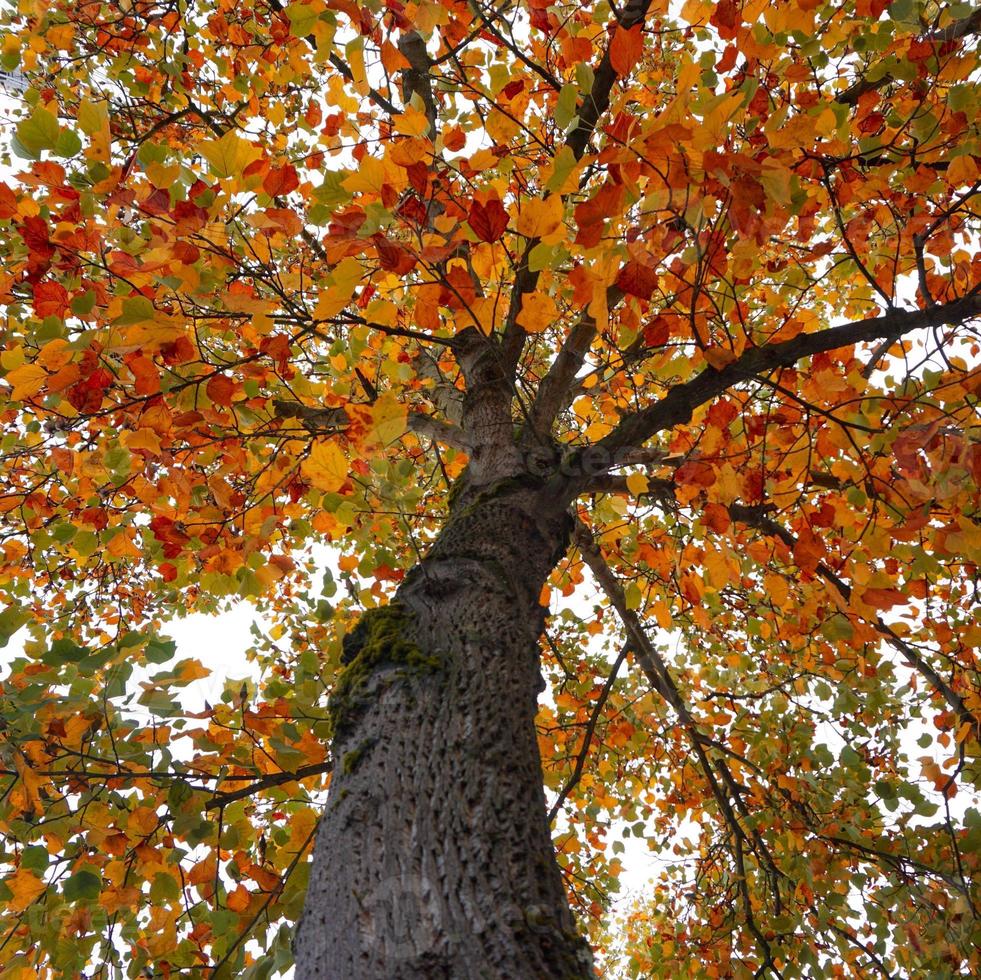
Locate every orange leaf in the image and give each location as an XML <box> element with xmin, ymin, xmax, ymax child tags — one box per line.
<box><xmin>860</xmin><ymin>588</ymin><xmax>906</xmax><ymax>610</ymax></box>
<box><xmin>205</xmin><ymin>373</ymin><xmax>236</xmax><ymax>407</ymax></box>
<box><xmin>227</xmin><ymin>885</ymin><xmax>251</xmax><ymax>913</ymax></box>
<box><xmin>793</xmin><ymin>527</ymin><xmax>826</xmax><ymax>573</ymax></box>
<box><xmin>610</xmin><ymin>25</ymin><xmax>644</xmax><ymax>76</ymax></box>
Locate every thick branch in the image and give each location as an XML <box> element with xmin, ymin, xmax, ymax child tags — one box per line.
<box><xmin>273</xmin><ymin>399</ymin><xmax>469</xmax><ymax>449</ymax></box>
<box><xmin>567</xmin><ymin>0</ymin><xmax>653</xmax><ymax>159</ymax></box>
<box><xmin>528</xmin><ymin>286</ymin><xmax>623</xmax><ymax>435</ymax></box>
<box><xmin>560</xmin><ymin>293</ymin><xmax>981</xmax><ymax>496</ymax></box>
<box><xmin>398</xmin><ymin>31</ymin><xmax>437</xmax><ymax>137</ymax></box>
<box><xmin>204</xmin><ymin>760</ymin><xmax>332</xmax><ymax>811</ymax></box>
<box><xmin>407</xmin><ymin>412</ymin><xmax>472</xmax><ymax>450</ymax></box>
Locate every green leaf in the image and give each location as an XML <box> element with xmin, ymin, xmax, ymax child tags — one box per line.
<box><xmin>14</xmin><ymin>106</ymin><xmax>60</xmax><ymax>159</ymax></box>
<box><xmin>0</xmin><ymin>604</ymin><xmax>30</xmax><ymax>647</ymax></box>
<box><xmin>286</xmin><ymin>0</ymin><xmax>320</xmax><ymax>36</ymax></box>
<box><xmin>70</xmin><ymin>288</ymin><xmax>96</xmax><ymax>317</ymax></box>
<box><xmin>146</xmin><ymin>636</ymin><xmax>178</xmax><ymax>664</ymax></box>
<box><xmin>113</xmin><ymin>295</ymin><xmax>156</xmax><ymax>326</ymax></box>
<box><xmin>21</xmin><ymin>846</ymin><xmax>49</xmax><ymax>873</ymax></box>
<box><xmin>42</xmin><ymin>638</ymin><xmax>90</xmax><ymax>665</ymax></box>
<box><xmin>554</xmin><ymin>84</ymin><xmax>579</xmax><ymax>132</ymax></box>
<box><xmin>53</xmin><ymin>127</ymin><xmax>82</xmax><ymax>158</ymax></box>
<box><xmin>63</xmin><ymin>869</ymin><xmax>101</xmax><ymax>902</ymax></box>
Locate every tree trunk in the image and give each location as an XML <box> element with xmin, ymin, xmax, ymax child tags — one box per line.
<box><xmin>294</xmin><ymin>484</ymin><xmax>594</xmax><ymax>979</ymax></box>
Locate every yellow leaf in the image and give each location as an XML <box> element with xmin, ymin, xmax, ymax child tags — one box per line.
<box><xmin>6</xmin><ymin>869</ymin><xmax>46</xmax><ymax>911</ymax></box>
<box><xmin>363</xmin><ymin>394</ymin><xmax>407</xmax><ymax>448</ymax></box>
<box><xmin>514</xmin><ymin>195</ymin><xmax>564</xmax><ymax>242</ymax></box>
<box><xmin>342</xmin><ymin>156</ymin><xmax>389</xmax><ymax>196</ymax></box>
<box><xmin>287</xmin><ymin>806</ymin><xmax>318</xmax><ymax>853</ymax></box>
<box><xmin>625</xmin><ymin>472</ymin><xmax>649</xmax><ymax>496</ymax></box>
<box><xmin>394</xmin><ymin>106</ymin><xmax>431</xmax><ymax>137</ymax></box>
<box><xmin>5</xmin><ymin>363</ymin><xmax>46</xmax><ymax>400</ymax></box>
<box><xmin>107</xmin><ymin>529</ymin><xmax>141</xmax><ymax>560</ymax></box>
<box><xmin>388</xmin><ymin>137</ymin><xmax>431</xmax><ymax>168</ymax></box>
<box><xmin>947</xmin><ymin>154</ymin><xmax>978</xmax><ymax>187</ymax></box>
<box><xmin>516</xmin><ymin>290</ymin><xmax>558</xmax><ymax>333</ymax></box>
<box><xmin>77</xmin><ymin>97</ymin><xmax>109</xmax><ymax>137</ymax></box>
<box><xmin>37</xmin><ymin>338</ymin><xmax>72</xmax><ymax>371</ymax></box>
<box><xmin>176</xmin><ymin>658</ymin><xmax>210</xmax><ymax>683</ymax></box>
<box><xmin>314</xmin><ymin>257</ymin><xmax>362</xmax><ymax>320</ymax></box>
<box><xmin>121</xmin><ymin>429</ymin><xmax>163</xmax><ymax>455</ymax></box>
<box><xmin>199</xmin><ymin>131</ymin><xmax>262</xmax><ymax>180</ymax></box>
<box><xmin>302</xmin><ymin>439</ymin><xmax>348</xmax><ymax>492</ymax></box>
<box><xmin>113</xmin><ymin>320</ymin><xmax>187</xmax><ymax>354</ymax></box>
<box><xmin>650</xmin><ymin>600</ymin><xmax>672</xmax><ymax>629</ymax></box>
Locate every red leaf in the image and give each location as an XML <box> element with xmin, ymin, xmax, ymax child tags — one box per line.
<box><xmin>468</xmin><ymin>198</ymin><xmax>509</xmax><ymax>242</ymax></box>
<box><xmin>793</xmin><ymin>527</ymin><xmax>826</xmax><ymax>574</ymax></box>
<box><xmin>610</xmin><ymin>25</ymin><xmax>644</xmax><ymax>76</ymax></box>
<box><xmin>160</xmin><ymin>336</ymin><xmax>197</xmax><ymax>365</ymax></box>
<box><xmin>861</xmin><ymin>587</ymin><xmax>906</xmax><ymax>610</ymax></box>
<box><xmin>615</xmin><ymin>260</ymin><xmax>658</xmax><ymax>299</ymax></box>
<box><xmin>0</xmin><ymin>182</ymin><xmax>19</xmax><ymax>219</ymax></box>
<box><xmin>702</xmin><ymin>502</ymin><xmax>731</xmax><ymax>533</ymax></box>
<box><xmin>206</xmin><ymin>373</ymin><xmax>235</xmax><ymax>407</ymax></box>
<box><xmin>33</xmin><ymin>281</ymin><xmax>70</xmax><ymax>318</ymax></box>
<box><xmin>710</xmin><ymin>0</ymin><xmax>742</xmax><ymax>38</ymax></box>
<box><xmin>675</xmin><ymin>461</ymin><xmax>716</xmax><ymax>488</ymax></box>
<box><xmin>643</xmin><ymin>316</ymin><xmax>669</xmax><ymax>347</ymax></box>
<box><xmin>263</xmin><ymin>164</ymin><xmax>300</xmax><ymax>197</ymax></box>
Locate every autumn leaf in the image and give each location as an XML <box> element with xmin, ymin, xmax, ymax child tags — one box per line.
<box><xmin>199</xmin><ymin>131</ymin><xmax>262</xmax><ymax>180</ymax></box>
<box><xmin>302</xmin><ymin>440</ymin><xmax>348</xmax><ymax>492</ymax></box>
<box><xmin>514</xmin><ymin>195</ymin><xmax>565</xmax><ymax>242</ymax></box>
<box><xmin>6</xmin><ymin>870</ymin><xmax>46</xmax><ymax>911</ymax></box>
<box><xmin>5</xmin><ymin>363</ymin><xmax>47</xmax><ymax>400</ymax></box>
<box><xmin>860</xmin><ymin>587</ymin><xmax>907</xmax><ymax>610</ymax></box>
<box><xmin>1</xmin><ymin>2</ymin><xmax>979</xmax><ymax>977</ymax></box>
<box><xmin>516</xmin><ymin>290</ymin><xmax>559</xmax><ymax>333</ymax></box>
<box><xmin>468</xmin><ymin>198</ymin><xmax>509</xmax><ymax>242</ymax></box>
<box><xmin>610</xmin><ymin>26</ymin><xmax>644</xmax><ymax>76</ymax></box>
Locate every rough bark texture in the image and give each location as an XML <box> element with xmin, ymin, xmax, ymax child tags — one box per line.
<box><xmin>294</xmin><ymin>483</ymin><xmax>593</xmax><ymax>979</ymax></box>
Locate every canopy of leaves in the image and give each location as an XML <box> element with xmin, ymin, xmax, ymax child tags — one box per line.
<box><xmin>0</xmin><ymin>0</ymin><xmax>979</xmax><ymax>976</ymax></box>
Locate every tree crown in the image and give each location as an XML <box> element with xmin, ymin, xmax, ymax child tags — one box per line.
<box><xmin>0</xmin><ymin>0</ymin><xmax>979</xmax><ymax>975</ymax></box>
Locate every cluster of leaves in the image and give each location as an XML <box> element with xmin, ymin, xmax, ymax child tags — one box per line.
<box><xmin>0</xmin><ymin>0</ymin><xmax>978</xmax><ymax>975</ymax></box>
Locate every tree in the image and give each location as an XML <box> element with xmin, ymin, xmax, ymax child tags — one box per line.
<box><xmin>0</xmin><ymin>0</ymin><xmax>979</xmax><ymax>975</ymax></box>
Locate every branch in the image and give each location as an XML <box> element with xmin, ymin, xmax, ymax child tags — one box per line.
<box><xmin>547</xmin><ymin>643</ymin><xmax>628</xmax><ymax>824</ymax></box>
<box><xmin>528</xmin><ymin>286</ymin><xmax>623</xmax><ymax>435</ymax></box>
<box><xmin>573</xmin><ymin>518</ymin><xmax>785</xmax><ymax>975</ymax></box>
<box><xmin>836</xmin><ymin>8</ymin><xmax>981</xmax><ymax>105</ymax></box>
<box><xmin>471</xmin><ymin>0</ymin><xmax>562</xmax><ymax>91</ymax></box>
<box><xmin>265</xmin><ymin>0</ymin><xmax>400</xmax><ymax>117</ymax></box>
<box><xmin>407</xmin><ymin>412</ymin><xmax>472</xmax><ymax>450</ymax></box>
<box><xmin>499</xmin><ymin>0</ymin><xmax>652</xmax><ymax>373</ymax></box>
<box><xmin>577</xmin><ymin>472</ymin><xmax>676</xmax><ymax>506</ymax></box>
<box><xmin>273</xmin><ymin>399</ymin><xmax>468</xmax><ymax>449</ymax></box>
<box><xmin>560</xmin><ymin>292</ymin><xmax>981</xmax><ymax>495</ymax></box>
<box><xmin>567</xmin><ymin>0</ymin><xmax>652</xmax><ymax>159</ymax></box>
<box><xmin>204</xmin><ymin>761</ymin><xmax>332</xmax><ymax>811</ymax></box>
<box><xmin>398</xmin><ymin>31</ymin><xmax>437</xmax><ymax>138</ymax></box>
<box><xmin>273</xmin><ymin>399</ymin><xmax>350</xmax><ymax>433</ymax></box>
<box><xmin>728</xmin><ymin>504</ymin><xmax>980</xmax><ymax>739</ymax></box>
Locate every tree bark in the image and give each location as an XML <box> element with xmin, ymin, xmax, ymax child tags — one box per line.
<box><xmin>294</xmin><ymin>483</ymin><xmax>593</xmax><ymax>979</ymax></box>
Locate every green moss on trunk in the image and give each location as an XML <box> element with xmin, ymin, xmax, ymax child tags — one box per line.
<box><xmin>328</xmin><ymin>603</ymin><xmax>442</xmax><ymax>737</ymax></box>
